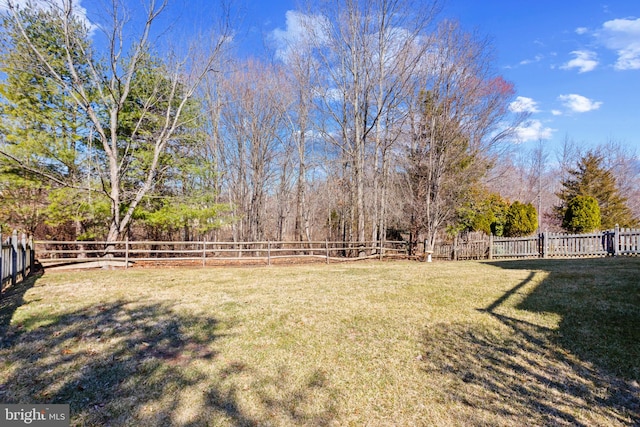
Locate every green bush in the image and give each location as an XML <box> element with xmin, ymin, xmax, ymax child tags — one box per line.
<box><xmin>454</xmin><ymin>191</ymin><xmax>509</xmax><ymax>237</ymax></box>
<box><xmin>563</xmin><ymin>195</ymin><xmax>601</xmax><ymax>233</ymax></box>
<box><xmin>503</xmin><ymin>201</ymin><xmax>537</xmax><ymax>237</ymax></box>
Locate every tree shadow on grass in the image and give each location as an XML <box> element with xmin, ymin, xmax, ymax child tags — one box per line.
<box><xmin>1</xmin><ymin>298</ymin><xmax>222</xmax><ymax>425</ymax></box>
<box><xmin>420</xmin><ymin>257</ymin><xmax>639</xmax><ymax>426</ymax></box>
<box><xmin>0</xmin><ymin>268</ymin><xmax>42</xmax><ymax>347</ymax></box>
<box><xmin>489</xmin><ymin>258</ymin><xmax>640</xmax><ymax>381</ymax></box>
<box><xmin>205</xmin><ymin>364</ymin><xmax>337</xmax><ymax>427</ymax></box>
<box><xmin>0</xmin><ymin>273</ymin><xmax>338</xmax><ymax>426</ymax></box>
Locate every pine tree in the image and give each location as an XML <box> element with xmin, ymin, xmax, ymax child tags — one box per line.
<box><xmin>0</xmin><ymin>8</ymin><xmax>91</xmax><ymax>175</ymax></box>
<box><xmin>1</xmin><ymin>6</ymin><xmax>220</xmax><ymax>240</ymax></box>
<box><xmin>556</xmin><ymin>151</ymin><xmax>637</xmax><ymax>229</ymax></box>
<box><xmin>0</xmin><ymin>8</ymin><xmax>93</xmax><ymax>236</ymax></box>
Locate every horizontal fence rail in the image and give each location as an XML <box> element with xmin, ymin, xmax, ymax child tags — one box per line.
<box><xmin>432</xmin><ymin>226</ymin><xmax>640</xmax><ymax>261</ymax></box>
<box><xmin>35</xmin><ymin>239</ymin><xmax>410</xmax><ymax>268</ymax></box>
<box><xmin>23</xmin><ymin>226</ymin><xmax>640</xmax><ymax>270</ymax></box>
<box><xmin>1</xmin><ymin>231</ymin><xmax>35</xmax><ymax>293</ymax></box>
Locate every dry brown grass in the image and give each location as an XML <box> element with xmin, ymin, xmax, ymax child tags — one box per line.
<box><xmin>1</xmin><ymin>258</ymin><xmax>638</xmax><ymax>426</ymax></box>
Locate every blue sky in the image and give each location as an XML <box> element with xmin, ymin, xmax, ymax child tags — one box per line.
<box><xmin>444</xmin><ymin>1</ymin><xmax>640</xmax><ymax>154</ymax></box>
<box><xmin>236</xmin><ymin>0</ymin><xmax>640</xmax><ymax>154</ymax></box>
<box><xmin>8</xmin><ymin>0</ymin><xmax>639</xmax><ymax>154</ymax></box>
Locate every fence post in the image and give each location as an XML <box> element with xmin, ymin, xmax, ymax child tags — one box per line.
<box><xmin>11</xmin><ymin>230</ymin><xmax>18</xmax><ymax>287</ymax></box>
<box><xmin>614</xmin><ymin>224</ymin><xmax>620</xmax><ymax>256</ymax></box>
<box><xmin>21</xmin><ymin>233</ymin><xmax>27</xmax><ymax>279</ymax></box>
<box><xmin>0</xmin><ymin>232</ymin><xmax>3</xmax><ymax>294</ymax></box>
<box><xmin>267</xmin><ymin>241</ymin><xmax>271</xmax><ymax>266</ymax></box>
<box><xmin>202</xmin><ymin>239</ymin><xmax>206</xmax><ymax>267</ymax></box>
<box><xmin>125</xmin><ymin>236</ymin><xmax>129</xmax><ymax>269</ymax></box>
<box><xmin>325</xmin><ymin>239</ymin><xmax>329</xmax><ymax>264</ymax></box>
<box><xmin>488</xmin><ymin>234</ymin><xmax>493</xmax><ymax>260</ymax></box>
<box><xmin>541</xmin><ymin>232</ymin><xmax>548</xmax><ymax>259</ymax></box>
<box><xmin>453</xmin><ymin>235</ymin><xmax>458</xmax><ymax>261</ymax></box>
<box><xmin>28</xmin><ymin>235</ymin><xmax>34</xmax><ymax>275</ymax></box>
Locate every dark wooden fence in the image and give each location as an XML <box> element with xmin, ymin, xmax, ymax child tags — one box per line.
<box><xmin>432</xmin><ymin>226</ymin><xmax>640</xmax><ymax>260</ymax></box>
<box><xmin>1</xmin><ymin>230</ymin><xmax>35</xmax><ymax>293</ymax></box>
<box><xmin>34</xmin><ymin>239</ymin><xmax>409</xmax><ymax>268</ymax></box>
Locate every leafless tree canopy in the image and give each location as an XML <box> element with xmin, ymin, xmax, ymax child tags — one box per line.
<box><xmin>3</xmin><ymin>0</ymin><xmax>635</xmax><ymax>244</ymax></box>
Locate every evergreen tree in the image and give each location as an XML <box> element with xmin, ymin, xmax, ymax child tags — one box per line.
<box><xmin>1</xmin><ymin>6</ymin><xmax>228</xmax><ymax>241</ymax></box>
<box><xmin>0</xmin><ymin>8</ymin><xmax>91</xmax><ymax>181</ymax></box>
<box><xmin>2</xmin><ymin>1</ymin><xmax>230</xmax><ymax>243</ymax></box>
<box><xmin>556</xmin><ymin>151</ymin><xmax>636</xmax><ymax>229</ymax></box>
<box><xmin>407</xmin><ymin>89</ymin><xmax>485</xmax><ymax>247</ymax></box>
<box><xmin>0</xmin><ymin>8</ymin><xmax>95</xmax><ymax>236</ymax></box>
<box><xmin>0</xmin><ymin>172</ymin><xmax>48</xmax><ymax>234</ymax></box>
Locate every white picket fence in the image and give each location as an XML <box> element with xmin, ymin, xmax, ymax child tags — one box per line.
<box><xmin>495</xmin><ymin>227</ymin><xmax>639</xmax><ymax>259</ymax></box>
<box><xmin>0</xmin><ymin>230</ymin><xmax>35</xmax><ymax>292</ymax></box>
<box><xmin>433</xmin><ymin>226</ymin><xmax>640</xmax><ymax>260</ymax></box>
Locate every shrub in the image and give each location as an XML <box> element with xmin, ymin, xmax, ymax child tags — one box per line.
<box><xmin>503</xmin><ymin>201</ymin><xmax>537</xmax><ymax>237</ymax></box>
<box><xmin>563</xmin><ymin>195</ymin><xmax>601</xmax><ymax>233</ymax></box>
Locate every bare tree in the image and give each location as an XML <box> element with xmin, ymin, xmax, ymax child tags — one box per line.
<box><xmin>368</xmin><ymin>0</ymin><xmax>441</xmax><ymax>248</ymax></box>
<box><xmin>404</xmin><ymin>20</ymin><xmax>521</xmax><ymax>251</ymax></box>
<box><xmin>556</xmin><ymin>135</ymin><xmax>581</xmax><ymax>184</ymax></box>
<box><xmin>528</xmin><ymin>139</ymin><xmax>550</xmax><ymax>232</ymax></box>
<box><xmin>597</xmin><ymin>139</ymin><xmax>640</xmax><ymax>222</ymax></box>
<box><xmin>269</xmin><ymin>23</ymin><xmax>317</xmax><ymax>242</ymax></box>
<box><xmin>492</xmin><ymin>141</ymin><xmax>553</xmax><ymax>230</ymax></box>
<box><xmin>286</xmin><ymin>43</ymin><xmax>315</xmax><ymax>243</ymax></box>
<box><xmin>303</xmin><ymin>0</ymin><xmax>440</xmax><ymax>255</ymax></box>
<box><xmin>219</xmin><ymin>60</ymin><xmax>292</xmax><ymax>242</ymax></box>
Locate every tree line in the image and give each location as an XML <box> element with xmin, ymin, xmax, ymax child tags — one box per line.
<box><xmin>0</xmin><ymin>0</ymin><xmax>637</xmax><ymax>249</ymax></box>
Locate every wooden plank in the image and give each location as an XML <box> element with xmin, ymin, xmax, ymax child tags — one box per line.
<box><xmin>47</xmin><ymin>260</ymin><xmax>134</xmax><ymax>270</ymax></box>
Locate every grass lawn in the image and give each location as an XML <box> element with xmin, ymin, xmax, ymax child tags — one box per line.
<box><xmin>1</xmin><ymin>258</ymin><xmax>639</xmax><ymax>426</ymax></box>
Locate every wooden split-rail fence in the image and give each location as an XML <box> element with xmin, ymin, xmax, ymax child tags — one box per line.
<box><xmin>3</xmin><ymin>226</ymin><xmax>638</xmax><ymax>278</ymax></box>
<box><xmin>34</xmin><ymin>239</ymin><xmax>410</xmax><ymax>268</ymax></box>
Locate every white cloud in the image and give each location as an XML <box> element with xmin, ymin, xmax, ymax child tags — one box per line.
<box><xmin>509</xmin><ymin>96</ymin><xmax>540</xmax><ymax>113</ymax></box>
<box><xmin>270</xmin><ymin>10</ymin><xmax>328</xmax><ymax>61</ymax></box>
<box><xmin>561</xmin><ymin>50</ymin><xmax>598</xmax><ymax>73</ymax></box>
<box><xmin>513</xmin><ymin>120</ymin><xmax>555</xmax><ymax>143</ymax></box>
<box><xmin>519</xmin><ymin>54</ymin><xmax>543</xmax><ymax>66</ymax></box>
<box><xmin>575</xmin><ymin>27</ymin><xmax>589</xmax><ymax>35</ymax></box>
<box><xmin>551</xmin><ymin>110</ymin><xmax>563</xmax><ymax>116</ymax></box>
<box><xmin>598</xmin><ymin>18</ymin><xmax>640</xmax><ymax>70</ymax></box>
<box><xmin>323</xmin><ymin>87</ymin><xmax>343</xmax><ymax>103</ymax></box>
<box><xmin>558</xmin><ymin>94</ymin><xmax>602</xmax><ymax>113</ymax></box>
<box><xmin>1</xmin><ymin>0</ymin><xmax>95</xmax><ymax>34</ymax></box>
<box><xmin>271</xmin><ymin>11</ymin><xmax>306</xmax><ymax>48</ymax></box>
